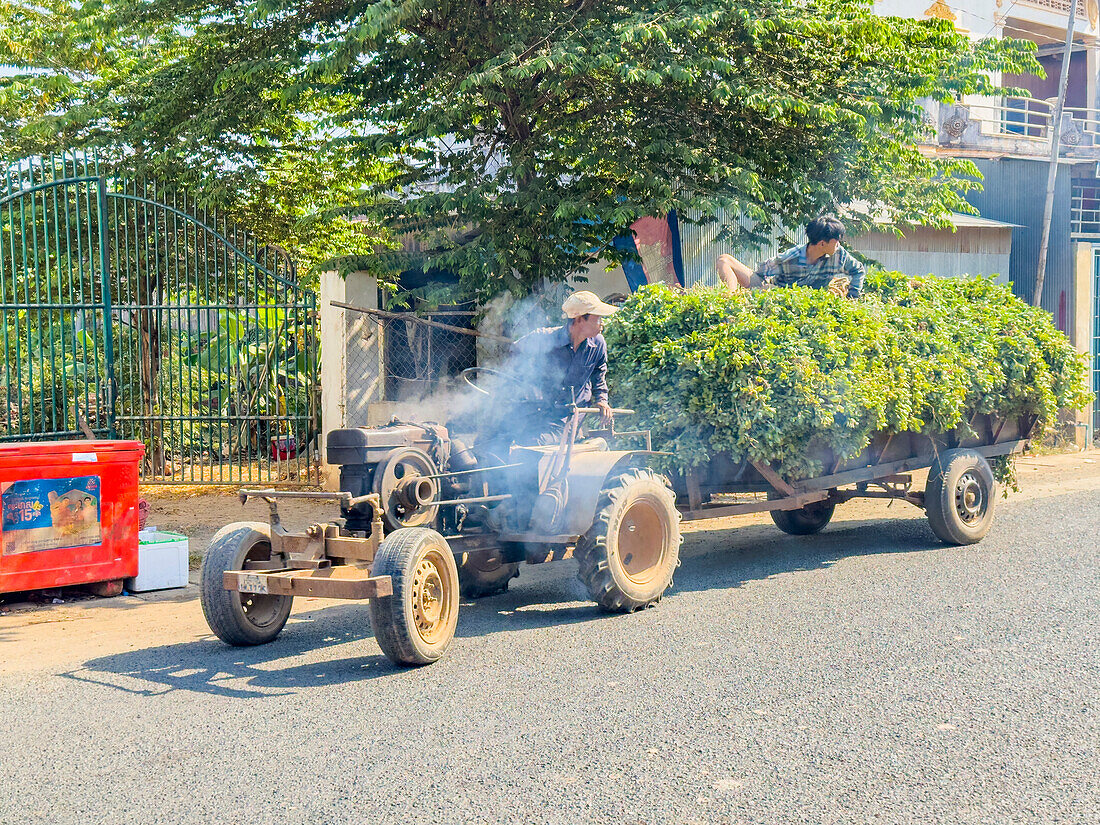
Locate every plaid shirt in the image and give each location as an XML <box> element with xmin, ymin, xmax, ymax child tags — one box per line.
<box><xmin>757</xmin><ymin>243</ymin><xmax>865</xmax><ymax>298</ymax></box>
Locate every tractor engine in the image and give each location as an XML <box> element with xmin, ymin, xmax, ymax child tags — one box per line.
<box><xmin>326</xmin><ymin>420</ymin><xmax>478</xmax><ymax>533</ymax></box>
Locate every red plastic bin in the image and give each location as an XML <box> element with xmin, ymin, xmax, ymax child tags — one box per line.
<box><xmin>0</xmin><ymin>440</ymin><xmax>145</xmax><ymax>594</ymax></box>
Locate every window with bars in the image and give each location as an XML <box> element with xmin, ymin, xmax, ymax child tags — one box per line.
<box><xmin>1071</xmin><ymin>179</ymin><xmax>1100</xmax><ymax>239</ymax></box>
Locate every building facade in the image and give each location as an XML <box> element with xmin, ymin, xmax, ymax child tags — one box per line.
<box><xmin>874</xmin><ymin>0</ymin><xmax>1098</xmax><ymax>437</ymax></box>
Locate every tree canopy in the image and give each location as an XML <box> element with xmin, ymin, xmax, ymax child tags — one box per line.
<box><xmin>0</xmin><ymin>0</ymin><xmax>384</xmax><ymax>282</ymax></box>
<box><xmin>1</xmin><ymin>0</ymin><xmax>1040</xmax><ymax>297</ymax></box>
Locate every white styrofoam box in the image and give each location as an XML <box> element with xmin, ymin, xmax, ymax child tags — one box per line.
<box><xmin>126</xmin><ymin>530</ymin><xmax>189</xmax><ymax>592</ymax></box>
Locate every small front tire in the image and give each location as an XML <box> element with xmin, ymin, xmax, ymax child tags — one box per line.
<box><xmin>200</xmin><ymin>522</ymin><xmax>292</xmax><ymax>646</ymax></box>
<box><xmin>369</xmin><ymin>528</ymin><xmax>460</xmax><ymax>666</ymax></box>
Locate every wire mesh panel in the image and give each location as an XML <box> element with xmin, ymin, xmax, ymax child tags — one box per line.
<box><xmin>381</xmin><ymin>312</ymin><xmax>477</xmax><ymax>403</ymax></box>
<box><xmin>0</xmin><ymin>155</ymin><xmax>113</xmax><ymax>441</ymax></box>
<box><xmin>106</xmin><ymin>180</ymin><xmax>319</xmax><ymax>484</ymax></box>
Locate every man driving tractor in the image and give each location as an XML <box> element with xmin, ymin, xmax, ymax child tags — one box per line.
<box><xmin>504</xmin><ymin>290</ymin><xmax>618</xmax><ymax>447</ymax></box>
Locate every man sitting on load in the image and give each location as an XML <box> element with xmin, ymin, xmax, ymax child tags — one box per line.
<box><xmin>716</xmin><ymin>215</ymin><xmax>865</xmax><ymax>299</ymax></box>
<box><xmin>507</xmin><ymin>290</ymin><xmax>618</xmax><ymax>446</ymax></box>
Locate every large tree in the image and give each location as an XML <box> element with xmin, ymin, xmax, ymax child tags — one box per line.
<box><xmin>325</xmin><ymin>0</ymin><xmax>1039</xmax><ymax>297</ymax></box>
<box><xmin>2</xmin><ymin>0</ymin><xmax>1038</xmax><ymax>297</ymax></box>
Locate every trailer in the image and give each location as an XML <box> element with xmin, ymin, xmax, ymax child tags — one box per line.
<box><xmin>674</xmin><ymin>412</ymin><xmax>1034</xmax><ymax>545</ymax></box>
<box><xmin>199</xmin><ymin>370</ymin><xmax>1034</xmax><ymax>668</ymax></box>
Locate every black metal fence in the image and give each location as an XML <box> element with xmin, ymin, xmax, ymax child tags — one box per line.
<box><xmin>1</xmin><ymin>153</ymin><xmax>319</xmax><ymax>484</ymax></box>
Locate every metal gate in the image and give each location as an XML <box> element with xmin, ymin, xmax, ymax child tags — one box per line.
<box><xmin>1</xmin><ymin>154</ymin><xmax>319</xmax><ymax>484</ymax></box>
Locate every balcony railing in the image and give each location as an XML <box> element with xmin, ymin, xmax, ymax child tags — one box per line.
<box><xmin>1071</xmin><ymin>180</ymin><xmax>1100</xmax><ymax>238</ymax></box>
<box><xmin>1018</xmin><ymin>0</ymin><xmax>1088</xmax><ymax>17</ymax></box>
<box><xmin>951</xmin><ymin>95</ymin><xmax>1100</xmax><ymax>146</ymax></box>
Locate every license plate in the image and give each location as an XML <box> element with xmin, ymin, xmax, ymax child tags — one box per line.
<box><xmin>236</xmin><ymin>573</ymin><xmax>269</xmax><ymax>595</ymax></box>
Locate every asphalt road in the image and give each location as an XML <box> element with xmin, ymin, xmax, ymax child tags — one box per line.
<box><xmin>2</xmin><ymin>457</ymin><xmax>1098</xmax><ymax>825</ymax></box>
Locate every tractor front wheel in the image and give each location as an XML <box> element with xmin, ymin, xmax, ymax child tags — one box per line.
<box><xmin>576</xmin><ymin>469</ymin><xmax>681</xmax><ymax>613</ymax></box>
<box><xmin>200</xmin><ymin>522</ymin><xmax>292</xmax><ymax>646</ymax></box>
<box><xmin>369</xmin><ymin>528</ymin><xmax>460</xmax><ymax>666</ymax></box>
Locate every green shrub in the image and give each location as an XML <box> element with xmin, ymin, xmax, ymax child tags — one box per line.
<box><xmin>604</xmin><ymin>272</ymin><xmax>1091</xmax><ymax>481</ymax></box>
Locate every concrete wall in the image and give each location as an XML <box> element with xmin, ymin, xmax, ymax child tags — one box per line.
<box><xmin>319</xmin><ymin>270</ymin><xmax>384</xmax><ymax>487</ymax></box>
<box><xmin>569</xmin><ymin>261</ymin><xmax>633</xmax><ymax>301</ymax></box>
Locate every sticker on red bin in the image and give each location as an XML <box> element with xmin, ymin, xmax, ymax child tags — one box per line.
<box><xmin>1</xmin><ymin>476</ymin><xmax>103</xmax><ymax>554</ymax></box>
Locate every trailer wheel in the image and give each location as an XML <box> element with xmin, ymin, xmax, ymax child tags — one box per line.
<box><xmin>200</xmin><ymin>522</ymin><xmax>292</xmax><ymax>646</ymax></box>
<box><xmin>576</xmin><ymin>469</ymin><xmax>681</xmax><ymax>613</ymax></box>
<box><xmin>458</xmin><ymin>552</ymin><xmax>520</xmax><ymax>598</ymax></box>
<box><xmin>369</xmin><ymin>528</ymin><xmax>460</xmax><ymax>666</ymax></box>
<box><xmin>768</xmin><ymin>493</ymin><xmax>836</xmax><ymax>535</ymax></box>
<box><xmin>925</xmin><ymin>449</ymin><xmax>996</xmax><ymax>545</ymax></box>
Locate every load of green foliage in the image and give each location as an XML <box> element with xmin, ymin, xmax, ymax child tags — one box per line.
<box><xmin>604</xmin><ymin>273</ymin><xmax>1090</xmax><ymax>483</ymax></box>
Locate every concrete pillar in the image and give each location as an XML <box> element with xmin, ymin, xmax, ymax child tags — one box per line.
<box><xmin>319</xmin><ymin>270</ymin><xmax>383</xmax><ymax>489</ymax></box>
<box><xmin>1088</xmin><ymin>42</ymin><xmax>1099</xmax><ymax>112</ymax></box>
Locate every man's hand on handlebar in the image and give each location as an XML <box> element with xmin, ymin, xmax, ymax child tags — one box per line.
<box><xmin>595</xmin><ymin>400</ymin><xmax>614</xmax><ymax>427</ymax></box>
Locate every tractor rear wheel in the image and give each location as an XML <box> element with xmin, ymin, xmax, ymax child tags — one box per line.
<box><xmin>200</xmin><ymin>522</ymin><xmax>292</xmax><ymax>646</ymax></box>
<box><xmin>576</xmin><ymin>469</ymin><xmax>680</xmax><ymax>613</ymax></box>
<box><xmin>369</xmin><ymin>528</ymin><xmax>460</xmax><ymax>666</ymax></box>
<box><xmin>458</xmin><ymin>552</ymin><xmax>520</xmax><ymax>598</ymax></box>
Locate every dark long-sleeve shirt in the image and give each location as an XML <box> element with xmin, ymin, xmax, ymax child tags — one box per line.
<box><xmin>512</xmin><ymin>324</ymin><xmax>609</xmax><ymax>407</ymax></box>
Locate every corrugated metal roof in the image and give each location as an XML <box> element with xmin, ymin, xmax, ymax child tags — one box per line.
<box><xmin>845</xmin><ymin>199</ymin><xmax>1021</xmax><ymax>229</ymax></box>
<box><xmin>940</xmin><ymin>213</ymin><xmax>1021</xmax><ymax>229</ymax></box>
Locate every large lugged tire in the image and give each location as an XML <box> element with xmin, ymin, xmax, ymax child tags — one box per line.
<box><xmin>768</xmin><ymin>493</ymin><xmax>836</xmax><ymax>535</ymax></box>
<box><xmin>200</xmin><ymin>522</ymin><xmax>292</xmax><ymax>646</ymax></box>
<box><xmin>925</xmin><ymin>449</ymin><xmax>996</xmax><ymax>545</ymax></box>
<box><xmin>576</xmin><ymin>468</ymin><xmax>681</xmax><ymax>613</ymax></box>
<box><xmin>458</xmin><ymin>552</ymin><xmax>520</xmax><ymax>598</ymax></box>
<box><xmin>369</xmin><ymin>528</ymin><xmax>460</xmax><ymax>666</ymax></box>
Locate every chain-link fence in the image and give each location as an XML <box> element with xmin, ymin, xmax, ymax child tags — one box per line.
<box><xmin>381</xmin><ymin>312</ymin><xmax>478</xmax><ymax>401</ymax></box>
<box><xmin>342</xmin><ymin>310</ymin><xmax>479</xmax><ymax>418</ymax></box>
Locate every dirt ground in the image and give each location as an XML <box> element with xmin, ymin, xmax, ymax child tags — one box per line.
<box><xmin>144</xmin><ymin>486</ymin><xmax>331</xmax><ymax>567</ymax></box>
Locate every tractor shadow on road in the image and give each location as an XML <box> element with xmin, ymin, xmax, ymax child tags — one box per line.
<box><xmin>673</xmin><ymin>514</ymin><xmax>947</xmax><ymax>596</ymax></box>
<box><xmin>60</xmin><ymin>515</ymin><xmax>944</xmax><ymax>698</ymax></box>
<box><xmin>59</xmin><ymin>611</ymin><xmax>386</xmax><ymax>699</ymax></box>
<box><xmin>58</xmin><ymin>575</ymin><xmax>608</xmax><ymax>699</ymax></box>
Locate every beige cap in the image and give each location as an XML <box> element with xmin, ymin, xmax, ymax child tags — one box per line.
<box><xmin>562</xmin><ymin>290</ymin><xmax>618</xmax><ymax>319</ymax></box>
